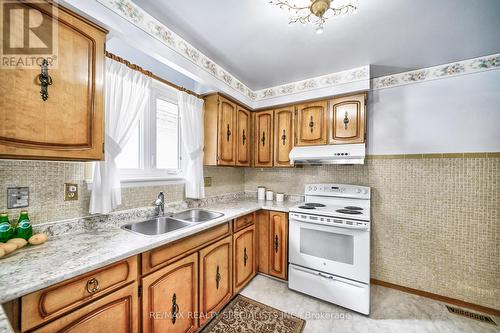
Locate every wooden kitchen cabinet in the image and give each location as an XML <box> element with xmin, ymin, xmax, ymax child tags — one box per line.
<box><xmin>142</xmin><ymin>253</ymin><xmax>199</xmax><ymax>333</ymax></box>
<box><xmin>233</xmin><ymin>225</ymin><xmax>256</xmax><ymax>293</ymax></box>
<box><xmin>236</xmin><ymin>106</ymin><xmax>252</xmax><ymax>166</ymax></box>
<box><xmin>199</xmin><ymin>236</ymin><xmax>233</xmax><ymax>325</ymax></box>
<box><xmin>0</xmin><ymin>2</ymin><xmax>106</xmax><ymax>161</ymax></box>
<box><xmin>32</xmin><ymin>282</ymin><xmax>138</xmax><ymax>333</ymax></box>
<box><xmin>296</xmin><ymin>101</ymin><xmax>328</xmax><ymax>146</ymax></box>
<box><xmin>274</xmin><ymin>107</ymin><xmax>295</xmax><ymax>167</ymax></box>
<box><xmin>329</xmin><ymin>94</ymin><xmax>367</xmax><ymax>144</ymax></box>
<box><xmin>253</xmin><ymin>110</ymin><xmax>274</xmax><ymax>167</ymax></box>
<box><xmin>256</xmin><ymin>210</ymin><xmax>270</xmax><ymax>275</ymax></box>
<box><xmin>269</xmin><ymin>211</ymin><xmax>289</xmax><ymax>280</ymax></box>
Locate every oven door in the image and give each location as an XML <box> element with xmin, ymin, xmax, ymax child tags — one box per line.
<box><xmin>289</xmin><ymin>217</ymin><xmax>370</xmax><ymax>283</ymax></box>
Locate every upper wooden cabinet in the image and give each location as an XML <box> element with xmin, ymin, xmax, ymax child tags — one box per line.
<box><xmin>274</xmin><ymin>107</ymin><xmax>294</xmax><ymax>167</ymax></box>
<box><xmin>329</xmin><ymin>94</ymin><xmax>366</xmax><ymax>144</ymax></box>
<box><xmin>296</xmin><ymin>101</ymin><xmax>328</xmax><ymax>146</ymax></box>
<box><xmin>199</xmin><ymin>236</ymin><xmax>233</xmax><ymax>325</ymax></box>
<box><xmin>0</xmin><ymin>2</ymin><xmax>106</xmax><ymax>161</ymax></box>
<box><xmin>253</xmin><ymin>110</ymin><xmax>274</xmax><ymax>167</ymax></box>
<box><xmin>236</xmin><ymin>106</ymin><xmax>251</xmax><ymax>166</ymax></box>
<box><xmin>218</xmin><ymin>97</ymin><xmax>237</xmax><ymax>165</ymax></box>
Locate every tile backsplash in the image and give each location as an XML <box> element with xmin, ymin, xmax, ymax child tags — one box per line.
<box><xmin>245</xmin><ymin>157</ymin><xmax>500</xmax><ymax>310</ymax></box>
<box><xmin>0</xmin><ymin>161</ymin><xmax>244</xmax><ymax>224</ymax></box>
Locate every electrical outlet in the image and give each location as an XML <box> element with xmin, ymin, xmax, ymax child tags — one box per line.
<box><xmin>7</xmin><ymin>187</ymin><xmax>29</xmax><ymax>209</ymax></box>
<box><xmin>64</xmin><ymin>183</ymin><xmax>79</xmax><ymax>201</ymax></box>
<box><xmin>204</xmin><ymin>177</ymin><xmax>212</xmax><ymax>187</ymax></box>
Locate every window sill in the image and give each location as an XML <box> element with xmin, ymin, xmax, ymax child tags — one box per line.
<box><xmin>85</xmin><ymin>177</ymin><xmax>185</xmax><ymax>190</ymax></box>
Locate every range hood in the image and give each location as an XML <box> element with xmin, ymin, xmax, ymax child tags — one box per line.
<box><xmin>289</xmin><ymin>143</ymin><xmax>365</xmax><ymax>165</ymax></box>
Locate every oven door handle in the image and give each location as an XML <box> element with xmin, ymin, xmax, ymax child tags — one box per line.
<box><xmin>296</xmin><ymin>267</ymin><xmax>366</xmax><ymax>288</ymax></box>
<box><xmin>290</xmin><ymin>215</ymin><xmax>369</xmax><ymax>230</ymax></box>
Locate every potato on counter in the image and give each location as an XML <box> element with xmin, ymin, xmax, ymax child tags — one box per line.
<box><xmin>7</xmin><ymin>238</ymin><xmax>27</xmax><ymax>248</ymax></box>
<box><xmin>0</xmin><ymin>248</ymin><xmax>5</xmax><ymax>258</ymax></box>
<box><xmin>0</xmin><ymin>242</ymin><xmax>17</xmax><ymax>255</ymax></box>
<box><xmin>29</xmin><ymin>233</ymin><xmax>48</xmax><ymax>245</ymax></box>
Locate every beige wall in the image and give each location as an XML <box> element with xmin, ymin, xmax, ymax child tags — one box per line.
<box><xmin>0</xmin><ymin>161</ymin><xmax>244</xmax><ymax>224</ymax></box>
<box><xmin>245</xmin><ymin>156</ymin><xmax>500</xmax><ymax>310</ymax></box>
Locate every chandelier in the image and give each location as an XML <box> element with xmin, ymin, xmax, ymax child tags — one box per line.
<box><xmin>270</xmin><ymin>0</ymin><xmax>358</xmax><ymax>34</ymax></box>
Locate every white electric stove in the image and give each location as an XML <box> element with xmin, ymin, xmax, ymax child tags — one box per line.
<box><xmin>288</xmin><ymin>184</ymin><xmax>371</xmax><ymax>315</ymax></box>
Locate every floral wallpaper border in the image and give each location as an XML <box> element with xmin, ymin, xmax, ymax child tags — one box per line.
<box><xmin>97</xmin><ymin>0</ymin><xmax>499</xmax><ymax>102</ymax></box>
<box><xmin>372</xmin><ymin>53</ymin><xmax>500</xmax><ymax>90</ymax></box>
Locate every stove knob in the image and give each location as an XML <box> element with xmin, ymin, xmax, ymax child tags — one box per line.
<box><xmin>313</xmin><ymin>186</ymin><xmax>317</xmax><ymax>191</ymax></box>
<box><xmin>362</xmin><ymin>189</ymin><xmax>368</xmax><ymax>194</ymax></box>
<box><xmin>308</xmin><ymin>186</ymin><xmax>312</xmax><ymax>191</ymax></box>
<box><xmin>356</xmin><ymin>189</ymin><xmax>361</xmax><ymax>193</ymax></box>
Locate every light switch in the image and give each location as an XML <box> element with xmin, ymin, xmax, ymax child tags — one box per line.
<box><xmin>64</xmin><ymin>183</ymin><xmax>79</xmax><ymax>201</ymax></box>
<box><xmin>7</xmin><ymin>187</ymin><xmax>29</xmax><ymax>209</ymax></box>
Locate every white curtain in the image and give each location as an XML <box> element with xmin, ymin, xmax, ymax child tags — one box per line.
<box><xmin>179</xmin><ymin>91</ymin><xmax>205</xmax><ymax>199</ymax></box>
<box><xmin>90</xmin><ymin>59</ymin><xmax>151</xmax><ymax>214</ymax></box>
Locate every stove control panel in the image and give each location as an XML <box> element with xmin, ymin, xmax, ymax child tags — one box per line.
<box><xmin>305</xmin><ymin>184</ymin><xmax>370</xmax><ymax>199</ymax></box>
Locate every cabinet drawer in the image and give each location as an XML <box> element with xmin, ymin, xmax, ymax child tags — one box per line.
<box><xmin>234</xmin><ymin>213</ymin><xmax>255</xmax><ymax>232</ymax></box>
<box><xmin>32</xmin><ymin>282</ymin><xmax>138</xmax><ymax>333</ymax></box>
<box><xmin>21</xmin><ymin>256</ymin><xmax>138</xmax><ymax>332</ymax></box>
<box><xmin>142</xmin><ymin>223</ymin><xmax>231</xmax><ymax>275</ymax></box>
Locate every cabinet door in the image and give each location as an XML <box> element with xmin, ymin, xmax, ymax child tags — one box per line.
<box><xmin>199</xmin><ymin>236</ymin><xmax>232</xmax><ymax>325</ymax></box>
<box><xmin>217</xmin><ymin>97</ymin><xmax>236</xmax><ymax>166</ymax></box>
<box><xmin>142</xmin><ymin>253</ymin><xmax>198</xmax><ymax>333</ymax></box>
<box><xmin>233</xmin><ymin>225</ymin><xmax>256</xmax><ymax>293</ymax></box>
<box><xmin>254</xmin><ymin>110</ymin><xmax>273</xmax><ymax>167</ymax></box>
<box><xmin>296</xmin><ymin>101</ymin><xmax>327</xmax><ymax>146</ymax></box>
<box><xmin>269</xmin><ymin>212</ymin><xmax>288</xmax><ymax>280</ymax></box>
<box><xmin>32</xmin><ymin>283</ymin><xmax>138</xmax><ymax>333</ymax></box>
<box><xmin>0</xmin><ymin>2</ymin><xmax>105</xmax><ymax>161</ymax></box>
<box><xmin>255</xmin><ymin>210</ymin><xmax>270</xmax><ymax>275</ymax></box>
<box><xmin>329</xmin><ymin>94</ymin><xmax>366</xmax><ymax>144</ymax></box>
<box><xmin>274</xmin><ymin>107</ymin><xmax>294</xmax><ymax>167</ymax></box>
<box><xmin>236</xmin><ymin>106</ymin><xmax>251</xmax><ymax>166</ymax></box>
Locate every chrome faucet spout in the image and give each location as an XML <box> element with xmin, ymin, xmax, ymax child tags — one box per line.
<box><xmin>154</xmin><ymin>192</ymin><xmax>165</xmax><ymax>216</ymax></box>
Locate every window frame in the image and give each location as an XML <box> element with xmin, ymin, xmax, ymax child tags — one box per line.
<box><xmin>117</xmin><ymin>79</ymin><xmax>184</xmax><ymax>184</ymax></box>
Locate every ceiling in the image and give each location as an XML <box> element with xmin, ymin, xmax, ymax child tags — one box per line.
<box><xmin>132</xmin><ymin>0</ymin><xmax>500</xmax><ymax>90</ymax></box>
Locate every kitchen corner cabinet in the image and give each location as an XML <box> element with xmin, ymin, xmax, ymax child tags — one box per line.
<box><xmin>253</xmin><ymin>110</ymin><xmax>274</xmax><ymax>167</ymax></box>
<box><xmin>329</xmin><ymin>94</ymin><xmax>366</xmax><ymax>144</ymax></box>
<box><xmin>199</xmin><ymin>236</ymin><xmax>233</xmax><ymax>325</ymax></box>
<box><xmin>142</xmin><ymin>253</ymin><xmax>199</xmax><ymax>333</ymax></box>
<box><xmin>0</xmin><ymin>2</ymin><xmax>106</xmax><ymax>161</ymax></box>
<box><xmin>236</xmin><ymin>106</ymin><xmax>251</xmax><ymax>166</ymax></box>
<box><xmin>269</xmin><ymin>211</ymin><xmax>288</xmax><ymax>280</ymax></box>
<box><xmin>296</xmin><ymin>101</ymin><xmax>328</xmax><ymax>146</ymax></box>
<box><xmin>233</xmin><ymin>225</ymin><xmax>256</xmax><ymax>293</ymax></box>
<box><xmin>274</xmin><ymin>107</ymin><xmax>294</xmax><ymax>167</ymax></box>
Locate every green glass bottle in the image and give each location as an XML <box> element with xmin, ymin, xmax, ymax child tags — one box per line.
<box><xmin>0</xmin><ymin>212</ymin><xmax>14</xmax><ymax>242</ymax></box>
<box><xmin>15</xmin><ymin>210</ymin><xmax>32</xmax><ymax>240</ymax></box>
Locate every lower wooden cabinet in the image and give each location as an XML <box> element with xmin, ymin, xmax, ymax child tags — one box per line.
<box><xmin>199</xmin><ymin>236</ymin><xmax>233</xmax><ymax>325</ymax></box>
<box><xmin>142</xmin><ymin>253</ymin><xmax>199</xmax><ymax>333</ymax></box>
<box><xmin>32</xmin><ymin>282</ymin><xmax>138</xmax><ymax>333</ymax></box>
<box><xmin>233</xmin><ymin>225</ymin><xmax>256</xmax><ymax>293</ymax></box>
<box><xmin>269</xmin><ymin>212</ymin><xmax>288</xmax><ymax>280</ymax></box>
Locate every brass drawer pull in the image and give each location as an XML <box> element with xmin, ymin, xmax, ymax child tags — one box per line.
<box><xmin>343</xmin><ymin>112</ymin><xmax>349</xmax><ymax>129</ymax></box>
<box><xmin>274</xmin><ymin>235</ymin><xmax>279</xmax><ymax>253</ymax></box>
<box><xmin>86</xmin><ymin>278</ymin><xmax>100</xmax><ymax>294</ymax></box>
<box><xmin>38</xmin><ymin>59</ymin><xmax>53</xmax><ymax>101</ymax></box>
<box><xmin>309</xmin><ymin>116</ymin><xmax>314</xmax><ymax>133</ymax></box>
<box><xmin>171</xmin><ymin>293</ymin><xmax>180</xmax><ymax>324</ymax></box>
<box><xmin>281</xmin><ymin>129</ymin><xmax>287</xmax><ymax>145</ymax></box>
<box><xmin>226</xmin><ymin>124</ymin><xmax>232</xmax><ymax>142</ymax></box>
<box><xmin>261</xmin><ymin>131</ymin><xmax>266</xmax><ymax>146</ymax></box>
<box><xmin>243</xmin><ymin>248</ymin><xmax>248</xmax><ymax>266</ymax></box>
<box><xmin>215</xmin><ymin>265</ymin><xmax>221</xmax><ymax>289</ymax></box>
<box><xmin>242</xmin><ymin>129</ymin><xmax>246</xmax><ymax>145</ymax></box>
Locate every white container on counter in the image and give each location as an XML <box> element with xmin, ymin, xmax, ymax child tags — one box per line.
<box><xmin>276</xmin><ymin>193</ymin><xmax>285</xmax><ymax>202</ymax></box>
<box><xmin>257</xmin><ymin>187</ymin><xmax>266</xmax><ymax>200</ymax></box>
<box><xmin>266</xmin><ymin>190</ymin><xmax>274</xmax><ymax>201</ymax></box>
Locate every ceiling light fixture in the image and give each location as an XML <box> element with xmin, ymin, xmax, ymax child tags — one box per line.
<box><xmin>270</xmin><ymin>0</ymin><xmax>358</xmax><ymax>34</ymax></box>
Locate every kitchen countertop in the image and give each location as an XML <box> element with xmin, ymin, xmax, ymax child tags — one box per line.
<box><xmin>0</xmin><ymin>198</ymin><xmax>296</xmax><ymax>332</ymax></box>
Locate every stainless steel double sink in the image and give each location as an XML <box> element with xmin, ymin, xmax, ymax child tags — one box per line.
<box><xmin>122</xmin><ymin>209</ymin><xmax>224</xmax><ymax>236</ymax></box>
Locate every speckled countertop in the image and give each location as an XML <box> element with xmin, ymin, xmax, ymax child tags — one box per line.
<box><xmin>0</xmin><ymin>198</ymin><xmax>297</xmax><ymax>332</ymax></box>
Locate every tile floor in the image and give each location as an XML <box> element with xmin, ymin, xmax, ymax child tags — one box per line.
<box><xmin>240</xmin><ymin>275</ymin><xmax>499</xmax><ymax>333</ymax></box>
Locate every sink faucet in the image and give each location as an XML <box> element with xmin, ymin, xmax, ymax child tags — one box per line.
<box><xmin>154</xmin><ymin>192</ymin><xmax>165</xmax><ymax>216</ymax></box>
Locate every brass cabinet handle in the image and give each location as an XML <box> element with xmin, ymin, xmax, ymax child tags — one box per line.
<box><xmin>343</xmin><ymin>112</ymin><xmax>349</xmax><ymax>130</ymax></box>
<box><xmin>242</xmin><ymin>129</ymin><xmax>246</xmax><ymax>145</ymax></box>
<box><xmin>274</xmin><ymin>235</ymin><xmax>279</xmax><ymax>253</ymax></box>
<box><xmin>243</xmin><ymin>248</ymin><xmax>248</xmax><ymax>266</ymax></box>
<box><xmin>171</xmin><ymin>293</ymin><xmax>180</xmax><ymax>324</ymax></box>
<box><xmin>215</xmin><ymin>265</ymin><xmax>221</xmax><ymax>289</ymax></box>
<box><xmin>38</xmin><ymin>59</ymin><xmax>53</xmax><ymax>101</ymax></box>
<box><xmin>86</xmin><ymin>278</ymin><xmax>100</xmax><ymax>293</ymax></box>
<box><xmin>226</xmin><ymin>124</ymin><xmax>231</xmax><ymax>142</ymax></box>
<box><xmin>261</xmin><ymin>131</ymin><xmax>266</xmax><ymax>146</ymax></box>
<box><xmin>309</xmin><ymin>116</ymin><xmax>314</xmax><ymax>133</ymax></box>
<box><xmin>281</xmin><ymin>129</ymin><xmax>287</xmax><ymax>146</ymax></box>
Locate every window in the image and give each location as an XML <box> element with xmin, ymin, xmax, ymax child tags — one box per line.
<box><xmin>115</xmin><ymin>80</ymin><xmax>182</xmax><ymax>183</ymax></box>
